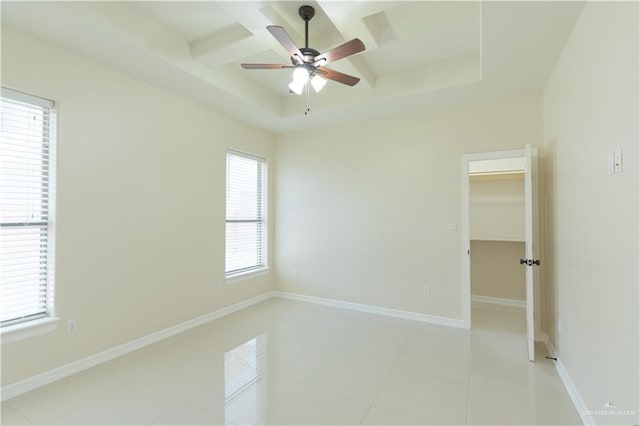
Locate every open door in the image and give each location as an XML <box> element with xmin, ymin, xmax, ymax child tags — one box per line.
<box><xmin>524</xmin><ymin>144</ymin><xmax>539</xmax><ymax>361</ymax></box>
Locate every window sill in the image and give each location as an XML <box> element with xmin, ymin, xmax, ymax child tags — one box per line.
<box><xmin>224</xmin><ymin>267</ymin><xmax>271</xmax><ymax>285</ymax></box>
<box><xmin>1</xmin><ymin>317</ymin><xmax>60</xmax><ymax>345</ymax></box>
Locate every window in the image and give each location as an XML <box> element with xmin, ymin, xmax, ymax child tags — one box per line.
<box><xmin>1</xmin><ymin>87</ymin><xmax>56</xmax><ymax>329</ymax></box>
<box><xmin>225</xmin><ymin>150</ymin><xmax>267</xmax><ymax>277</ymax></box>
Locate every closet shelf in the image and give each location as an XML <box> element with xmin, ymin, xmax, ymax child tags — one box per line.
<box><xmin>471</xmin><ymin>238</ymin><xmax>525</xmax><ymax>243</ymax></box>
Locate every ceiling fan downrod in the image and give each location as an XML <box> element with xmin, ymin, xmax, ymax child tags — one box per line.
<box><xmin>299</xmin><ymin>5</ymin><xmax>315</xmax><ymax>49</ymax></box>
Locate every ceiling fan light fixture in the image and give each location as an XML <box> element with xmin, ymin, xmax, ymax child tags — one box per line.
<box><xmin>311</xmin><ymin>74</ymin><xmax>327</xmax><ymax>92</ymax></box>
<box><xmin>288</xmin><ymin>79</ymin><xmax>306</xmax><ymax>95</ymax></box>
<box><xmin>292</xmin><ymin>67</ymin><xmax>310</xmax><ymax>84</ymax></box>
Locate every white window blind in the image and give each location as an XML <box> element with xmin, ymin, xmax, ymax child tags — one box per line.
<box><xmin>0</xmin><ymin>88</ymin><xmax>56</xmax><ymax>327</ymax></box>
<box><xmin>225</xmin><ymin>151</ymin><xmax>266</xmax><ymax>276</ymax></box>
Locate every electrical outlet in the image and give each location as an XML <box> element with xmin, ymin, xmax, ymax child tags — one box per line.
<box><xmin>67</xmin><ymin>319</ymin><xmax>78</xmax><ymax>334</ymax></box>
<box><xmin>294</xmin><ymin>270</ymin><xmax>300</xmax><ymax>279</ymax></box>
<box><xmin>422</xmin><ymin>286</ymin><xmax>431</xmax><ymax>296</ymax></box>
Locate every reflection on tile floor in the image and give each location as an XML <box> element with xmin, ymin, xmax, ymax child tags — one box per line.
<box><xmin>1</xmin><ymin>298</ymin><xmax>581</xmax><ymax>425</ymax></box>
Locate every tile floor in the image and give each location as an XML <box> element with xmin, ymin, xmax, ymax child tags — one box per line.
<box><xmin>1</xmin><ymin>298</ymin><xmax>581</xmax><ymax>425</ymax></box>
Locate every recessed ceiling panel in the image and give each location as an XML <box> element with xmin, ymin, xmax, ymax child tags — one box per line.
<box><xmin>2</xmin><ymin>0</ymin><xmax>585</xmax><ymax>132</ymax></box>
<box><xmin>363</xmin><ymin>2</ymin><xmax>481</xmax><ymax>76</ymax></box>
<box><xmin>129</xmin><ymin>2</ymin><xmax>236</xmax><ymax>42</ymax></box>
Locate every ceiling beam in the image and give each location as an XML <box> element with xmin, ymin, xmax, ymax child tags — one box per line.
<box><xmin>315</xmin><ymin>1</ymin><xmax>394</xmax><ymax>88</ymax></box>
<box><xmin>316</xmin><ymin>1</ymin><xmax>385</xmax><ymax>51</ymax></box>
<box><xmin>214</xmin><ymin>2</ymin><xmax>303</xmax><ymax>64</ymax></box>
<box><xmin>190</xmin><ymin>24</ymin><xmax>264</xmax><ymax>66</ymax></box>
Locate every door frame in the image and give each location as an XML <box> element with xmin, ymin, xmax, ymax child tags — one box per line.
<box><xmin>460</xmin><ymin>148</ymin><xmax>534</xmax><ymax>331</ymax></box>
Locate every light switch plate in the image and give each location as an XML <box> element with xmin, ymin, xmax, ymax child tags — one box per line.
<box><xmin>614</xmin><ymin>149</ymin><xmax>623</xmax><ymax>173</ymax></box>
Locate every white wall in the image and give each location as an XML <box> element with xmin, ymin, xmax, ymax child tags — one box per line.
<box><xmin>275</xmin><ymin>94</ymin><xmax>542</xmax><ymax>320</ymax></box>
<box><xmin>543</xmin><ymin>2</ymin><xmax>639</xmax><ymax>424</ymax></box>
<box><xmin>1</xmin><ymin>27</ymin><xmax>275</xmax><ymax>386</ymax></box>
<box><xmin>470</xmin><ymin>240</ymin><xmax>526</xmax><ymax>301</ymax></box>
<box><xmin>469</xmin><ymin>175</ymin><xmax>525</xmax><ymax>241</ymax></box>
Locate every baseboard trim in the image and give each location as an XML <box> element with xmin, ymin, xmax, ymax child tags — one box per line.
<box><xmin>273</xmin><ymin>291</ymin><xmax>465</xmax><ymax>328</ymax></box>
<box><xmin>544</xmin><ymin>336</ymin><xmax>593</xmax><ymax>426</ymax></box>
<box><xmin>3</xmin><ymin>290</ymin><xmax>466</xmax><ymax>400</ymax></box>
<box><xmin>472</xmin><ymin>295</ymin><xmax>526</xmax><ymax>309</ymax></box>
<box><xmin>1</xmin><ymin>291</ymin><xmax>276</xmax><ymax>401</ymax></box>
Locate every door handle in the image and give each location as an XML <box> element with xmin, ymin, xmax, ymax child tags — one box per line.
<box><xmin>519</xmin><ymin>259</ymin><xmax>527</xmax><ymax>265</ymax></box>
<box><xmin>520</xmin><ymin>259</ymin><xmax>541</xmax><ymax>266</ymax></box>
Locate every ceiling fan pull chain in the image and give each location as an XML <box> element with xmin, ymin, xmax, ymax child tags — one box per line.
<box><xmin>305</xmin><ymin>81</ymin><xmax>311</xmax><ymax>115</ymax></box>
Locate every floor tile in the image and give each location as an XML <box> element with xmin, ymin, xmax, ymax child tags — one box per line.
<box><xmin>1</xmin><ymin>403</ymin><xmax>33</xmax><ymax>425</ymax></box>
<box><xmin>360</xmin><ymin>406</ymin><xmax>425</xmax><ymax>425</ymax></box>
<box><xmin>304</xmin><ymin>351</ymin><xmax>394</xmax><ymax>403</ymax></box>
<box><xmin>396</xmin><ymin>333</ymin><xmax>470</xmax><ymax>384</ymax></box>
<box><xmin>50</xmin><ymin>380</ymin><xmax>181</xmax><ymax>425</ymax></box>
<box><xmin>1</xmin><ymin>299</ymin><xmax>579</xmax><ymax>425</ymax></box>
<box><xmin>151</xmin><ymin>403</ymin><xmax>226</xmax><ymax>425</ymax></box>
<box><xmin>261</xmin><ymin>378</ymin><xmax>370</xmax><ymax>425</ymax></box>
<box><xmin>373</xmin><ymin>369</ymin><xmax>468</xmax><ymax>425</ymax></box>
<box><xmin>6</xmin><ymin>364</ymin><xmax>130</xmax><ymax>424</ymax></box>
<box><xmin>469</xmin><ymin>354</ymin><xmax>574</xmax><ymax>408</ymax></box>
<box><xmin>467</xmin><ymin>386</ymin><xmax>581</xmax><ymax>425</ymax></box>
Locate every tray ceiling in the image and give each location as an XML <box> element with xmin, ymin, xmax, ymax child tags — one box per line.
<box><xmin>1</xmin><ymin>1</ymin><xmax>585</xmax><ymax>132</ymax></box>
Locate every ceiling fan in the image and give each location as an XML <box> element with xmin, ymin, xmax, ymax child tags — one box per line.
<box><xmin>241</xmin><ymin>5</ymin><xmax>365</xmax><ymax>95</ymax></box>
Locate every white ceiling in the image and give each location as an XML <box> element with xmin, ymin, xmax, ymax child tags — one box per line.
<box><xmin>1</xmin><ymin>1</ymin><xmax>585</xmax><ymax>133</ymax></box>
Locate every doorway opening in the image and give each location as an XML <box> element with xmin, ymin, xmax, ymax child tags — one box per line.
<box><xmin>469</xmin><ymin>157</ymin><xmax>527</xmax><ymax>353</ymax></box>
<box><xmin>460</xmin><ymin>147</ymin><xmax>540</xmax><ymax>361</ymax></box>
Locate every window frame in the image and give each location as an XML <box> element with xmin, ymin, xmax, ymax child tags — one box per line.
<box><xmin>224</xmin><ymin>149</ymin><xmax>268</xmax><ymax>281</ymax></box>
<box><xmin>0</xmin><ymin>87</ymin><xmax>59</xmax><ymax>344</ymax></box>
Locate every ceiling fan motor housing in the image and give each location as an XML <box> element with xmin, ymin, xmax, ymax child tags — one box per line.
<box><xmin>292</xmin><ymin>47</ymin><xmax>321</xmax><ymax>66</ymax></box>
<box><xmin>299</xmin><ymin>5</ymin><xmax>315</xmax><ymax>21</ymax></box>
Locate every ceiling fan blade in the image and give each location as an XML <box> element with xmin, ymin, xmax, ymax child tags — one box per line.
<box><xmin>314</xmin><ymin>38</ymin><xmax>365</xmax><ymax>65</ymax></box>
<box><xmin>241</xmin><ymin>63</ymin><xmax>294</xmax><ymax>70</ymax></box>
<box><xmin>267</xmin><ymin>25</ymin><xmax>303</xmax><ymax>64</ymax></box>
<box><xmin>317</xmin><ymin>67</ymin><xmax>360</xmax><ymax>86</ymax></box>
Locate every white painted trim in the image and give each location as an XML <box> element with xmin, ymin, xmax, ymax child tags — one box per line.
<box><xmin>471</xmin><ymin>295</ymin><xmax>526</xmax><ymax>309</ymax></box>
<box><xmin>1</xmin><ymin>317</ymin><xmax>60</xmax><ymax>345</ymax></box>
<box><xmin>1</xmin><ymin>291</ymin><xmax>275</xmax><ymax>401</ymax></box>
<box><xmin>273</xmin><ymin>291</ymin><xmax>465</xmax><ymax>328</ymax></box>
<box><xmin>463</xmin><ymin>148</ymin><xmax>525</xmax><ymax>162</ymax></box>
<box><xmin>471</xmin><ymin>237</ymin><xmax>525</xmax><ymax>243</ymax></box>
<box><xmin>461</xmin><ymin>155</ymin><xmax>472</xmax><ymax>329</ymax></box>
<box><xmin>544</xmin><ymin>336</ymin><xmax>594</xmax><ymax>426</ymax></box>
<box><xmin>224</xmin><ymin>267</ymin><xmax>271</xmax><ymax>285</ymax></box>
